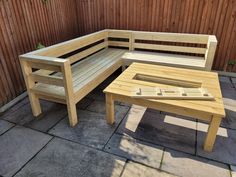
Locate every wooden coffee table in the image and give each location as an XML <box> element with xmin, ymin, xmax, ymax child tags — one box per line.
<box><xmin>104</xmin><ymin>62</ymin><xmax>225</xmax><ymax>152</ymax></box>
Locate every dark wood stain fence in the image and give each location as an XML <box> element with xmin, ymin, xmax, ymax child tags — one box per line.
<box><xmin>0</xmin><ymin>0</ymin><xmax>236</xmax><ymax>106</ymax></box>
<box><xmin>76</xmin><ymin>0</ymin><xmax>236</xmax><ymax>72</ymax></box>
<box><xmin>0</xmin><ymin>0</ymin><xmax>78</xmax><ymax>106</ymax></box>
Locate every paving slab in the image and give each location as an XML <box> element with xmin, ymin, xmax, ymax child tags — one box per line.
<box><xmin>104</xmin><ymin>134</ymin><xmax>164</xmax><ymax>169</ymax></box>
<box><xmin>0</xmin><ymin>119</ymin><xmax>14</xmax><ymax>135</ymax></box>
<box><xmin>221</xmin><ymin>104</ymin><xmax>236</xmax><ymax>130</ymax></box>
<box><xmin>7</xmin><ymin>97</ymin><xmax>29</xmax><ymax>112</ymax></box>
<box><xmin>87</xmin><ymin>89</ymin><xmax>106</xmax><ymax>102</ymax></box>
<box><xmin>231</xmin><ymin>165</ymin><xmax>236</xmax><ymax>177</ymax></box>
<box><xmin>218</xmin><ymin>79</ymin><xmax>236</xmax><ymax>130</ymax></box>
<box><xmin>131</xmin><ymin>104</ymin><xmax>147</xmax><ymax>110</ymax></box>
<box><xmin>86</xmin><ymin>100</ymin><xmax>128</xmax><ymax>114</ymax></box>
<box><xmin>76</xmin><ymin>97</ymin><xmax>94</xmax><ymax>110</ymax></box>
<box><xmin>161</xmin><ymin>149</ymin><xmax>230</xmax><ymax>177</ymax></box>
<box><xmin>117</xmin><ymin>107</ymin><xmax>197</xmax><ymax>154</ymax></box>
<box><xmin>96</xmin><ymin>73</ymin><xmax>119</xmax><ymax>90</ymax></box>
<box><xmin>0</xmin><ymin>97</ymin><xmax>29</xmax><ymax>118</ymax></box>
<box><xmin>2</xmin><ymin>100</ymin><xmax>68</xmax><ymax>132</ymax></box>
<box><xmin>14</xmin><ymin>138</ymin><xmax>125</xmax><ymax>177</ymax></box>
<box><xmin>220</xmin><ymin>81</ymin><xmax>236</xmax><ymax>101</ymax></box>
<box><xmin>231</xmin><ymin>77</ymin><xmax>236</xmax><ymax>84</ymax></box>
<box><xmin>219</xmin><ymin>76</ymin><xmax>232</xmax><ymax>85</ymax></box>
<box><xmin>0</xmin><ymin>126</ymin><xmax>52</xmax><ymax>177</ymax></box>
<box><xmin>118</xmin><ymin>101</ymin><xmax>132</xmax><ymax>107</ymax></box>
<box><xmin>121</xmin><ymin>161</ymin><xmax>177</xmax><ymax>177</ymax></box>
<box><xmin>197</xmin><ymin>122</ymin><xmax>236</xmax><ymax>165</ymax></box>
<box><xmin>49</xmin><ymin>107</ymin><xmax>129</xmax><ymax>149</ymax></box>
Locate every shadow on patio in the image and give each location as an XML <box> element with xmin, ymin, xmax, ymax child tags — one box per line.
<box><xmin>0</xmin><ymin>72</ymin><xmax>235</xmax><ymax>177</ymax></box>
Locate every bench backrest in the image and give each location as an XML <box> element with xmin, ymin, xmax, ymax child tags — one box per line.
<box><xmin>107</xmin><ymin>30</ymin><xmax>132</xmax><ymax>50</ymax></box>
<box><xmin>107</xmin><ymin>30</ymin><xmax>217</xmax><ymax>70</ymax></box>
<box><xmin>32</xmin><ymin>30</ymin><xmax>108</xmax><ymax>64</ymax></box>
<box><xmin>30</xmin><ymin>29</ymin><xmax>217</xmax><ymax>70</ymax></box>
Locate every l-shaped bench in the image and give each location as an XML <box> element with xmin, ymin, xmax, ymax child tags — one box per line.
<box><xmin>20</xmin><ymin>29</ymin><xmax>217</xmax><ymax>126</ymax></box>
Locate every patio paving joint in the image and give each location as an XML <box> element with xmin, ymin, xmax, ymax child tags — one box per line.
<box><xmin>126</xmin><ymin>159</ymin><xmax>179</xmax><ymax>177</ymax></box>
<box><xmin>82</xmin><ymin>98</ymin><xmax>95</xmax><ymax>110</ymax></box>
<box><xmin>0</xmin><ymin>122</ymin><xmax>16</xmax><ymax>136</ymax></box>
<box><xmin>118</xmin><ymin>159</ymin><xmax>128</xmax><ymax>177</ymax></box>
<box><xmin>12</xmin><ymin>136</ymin><xmax>54</xmax><ymax>177</ymax></box>
<box><xmin>159</xmin><ymin>148</ymin><xmax>165</xmax><ymax>169</ymax></box>
<box><xmin>2</xmin><ymin>100</ymin><xmax>29</xmax><ymax>118</ymax></box>
<box><xmin>115</xmin><ymin>129</ymin><xmax>232</xmax><ymax>170</ymax></box>
<box><xmin>116</xmin><ymin>130</ymin><xmax>198</xmax><ymax>158</ymax></box>
<box><xmin>47</xmin><ymin>132</ymin><xmax>130</xmax><ymax>159</ymax></box>
<box><xmin>102</xmin><ymin>107</ymin><xmax>131</xmax><ymax>150</ymax></box>
<box><xmin>45</xmin><ymin>114</ymin><xmax>69</xmax><ymax>133</ymax></box>
<box><xmin>47</xmin><ymin>131</ymin><xmax>107</xmax><ymax>152</ymax></box>
<box><xmin>195</xmin><ymin>120</ymin><xmax>198</xmax><ymax>155</ymax></box>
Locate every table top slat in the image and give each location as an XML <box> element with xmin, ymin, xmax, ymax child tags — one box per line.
<box><xmin>104</xmin><ymin>63</ymin><xmax>225</xmax><ymax>117</ymax></box>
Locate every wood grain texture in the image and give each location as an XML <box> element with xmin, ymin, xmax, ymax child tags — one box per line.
<box><xmin>76</xmin><ymin>0</ymin><xmax>236</xmax><ymax>72</ymax></box>
<box><xmin>0</xmin><ymin>0</ymin><xmax>78</xmax><ymax>106</ymax></box>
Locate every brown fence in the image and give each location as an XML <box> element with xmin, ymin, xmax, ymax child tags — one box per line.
<box><xmin>0</xmin><ymin>0</ymin><xmax>236</xmax><ymax>106</ymax></box>
<box><xmin>76</xmin><ymin>0</ymin><xmax>236</xmax><ymax>72</ymax></box>
<box><xmin>0</xmin><ymin>0</ymin><xmax>78</xmax><ymax>106</ymax></box>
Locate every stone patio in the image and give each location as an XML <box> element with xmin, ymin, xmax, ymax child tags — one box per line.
<box><xmin>0</xmin><ymin>73</ymin><xmax>236</xmax><ymax>177</ymax></box>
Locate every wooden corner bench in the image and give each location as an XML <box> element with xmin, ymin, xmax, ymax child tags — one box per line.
<box><xmin>20</xmin><ymin>29</ymin><xmax>217</xmax><ymax>126</ymax></box>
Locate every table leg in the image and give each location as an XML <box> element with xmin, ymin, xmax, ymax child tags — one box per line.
<box><xmin>106</xmin><ymin>93</ymin><xmax>115</xmax><ymax>124</ymax></box>
<box><xmin>203</xmin><ymin>116</ymin><xmax>222</xmax><ymax>152</ymax></box>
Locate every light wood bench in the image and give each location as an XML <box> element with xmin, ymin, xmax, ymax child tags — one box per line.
<box><xmin>116</xmin><ymin>30</ymin><xmax>217</xmax><ymax>71</ymax></box>
<box><xmin>20</xmin><ymin>29</ymin><xmax>217</xmax><ymax>126</ymax></box>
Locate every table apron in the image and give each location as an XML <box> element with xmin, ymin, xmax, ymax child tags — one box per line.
<box><xmin>112</xmin><ymin>93</ymin><xmax>217</xmax><ymax>122</ymax></box>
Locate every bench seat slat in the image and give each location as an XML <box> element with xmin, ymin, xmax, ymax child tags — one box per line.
<box><xmin>31</xmin><ymin>84</ymin><xmax>65</xmax><ymax>100</ymax></box>
<box><xmin>33</xmin><ymin>48</ymin><xmax>126</xmax><ymax>102</ymax></box>
<box><xmin>72</xmin><ymin>49</ymin><xmax>125</xmax><ymax>91</ymax></box>
<box><xmin>122</xmin><ymin>51</ymin><xmax>206</xmax><ymax>70</ymax></box>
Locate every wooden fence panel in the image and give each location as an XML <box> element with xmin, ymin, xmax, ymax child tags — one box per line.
<box><xmin>76</xmin><ymin>0</ymin><xmax>236</xmax><ymax>72</ymax></box>
<box><xmin>0</xmin><ymin>0</ymin><xmax>78</xmax><ymax>106</ymax></box>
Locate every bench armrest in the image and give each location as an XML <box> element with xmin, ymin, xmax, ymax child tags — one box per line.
<box><xmin>208</xmin><ymin>35</ymin><xmax>218</xmax><ymax>43</ymax></box>
<box><xmin>20</xmin><ymin>54</ymin><xmax>73</xmax><ymax>92</ymax></box>
<box><xmin>205</xmin><ymin>36</ymin><xmax>218</xmax><ymax>71</ymax></box>
<box><xmin>20</xmin><ymin>54</ymin><xmax>68</xmax><ymax>66</ymax></box>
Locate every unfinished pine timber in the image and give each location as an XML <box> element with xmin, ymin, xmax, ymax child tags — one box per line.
<box><xmin>20</xmin><ymin>29</ymin><xmax>218</xmax><ymax>126</ymax></box>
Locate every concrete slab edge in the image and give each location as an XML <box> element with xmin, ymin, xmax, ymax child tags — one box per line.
<box><xmin>0</xmin><ymin>92</ymin><xmax>27</xmax><ymax>113</ymax></box>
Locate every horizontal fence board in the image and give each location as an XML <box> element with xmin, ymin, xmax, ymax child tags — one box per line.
<box><xmin>76</xmin><ymin>0</ymin><xmax>236</xmax><ymax>72</ymax></box>
<box><xmin>0</xmin><ymin>0</ymin><xmax>78</xmax><ymax>106</ymax></box>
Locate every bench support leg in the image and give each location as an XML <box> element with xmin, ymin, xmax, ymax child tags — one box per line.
<box><xmin>67</xmin><ymin>102</ymin><xmax>78</xmax><ymax>127</ymax></box>
<box><xmin>20</xmin><ymin>60</ymin><xmax>42</xmax><ymax>116</ymax></box>
<box><xmin>106</xmin><ymin>93</ymin><xmax>115</xmax><ymax>124</ymax></box>
<box><xmin>61</xmin><ymin>61</ymin><xmax>78</xmax><ymax>127</ymax></box>
<box><xmin>29</xmin><ymin>93</ymin><xmax>42</xmax><ymax>116</ymax></box>
<box><xmin>203</xmin><ymin>116</ymin><xmax>222</xmax><ymax>152</ymax></box>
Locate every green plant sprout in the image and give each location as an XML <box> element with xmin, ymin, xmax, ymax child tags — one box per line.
<box><xmin>36</xmin><ymin>43</ymin><xmax>45</xmax><ymax>50</ymax></box>
<box><xmin>228</xmin><ymin>60</ymin><xmax>236</xmax><ymax>66</ymax></box>
<box><xmin>42</xmin><ymin>0</ymin><xmax>48</xmax><ymax>4</ymax></box>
